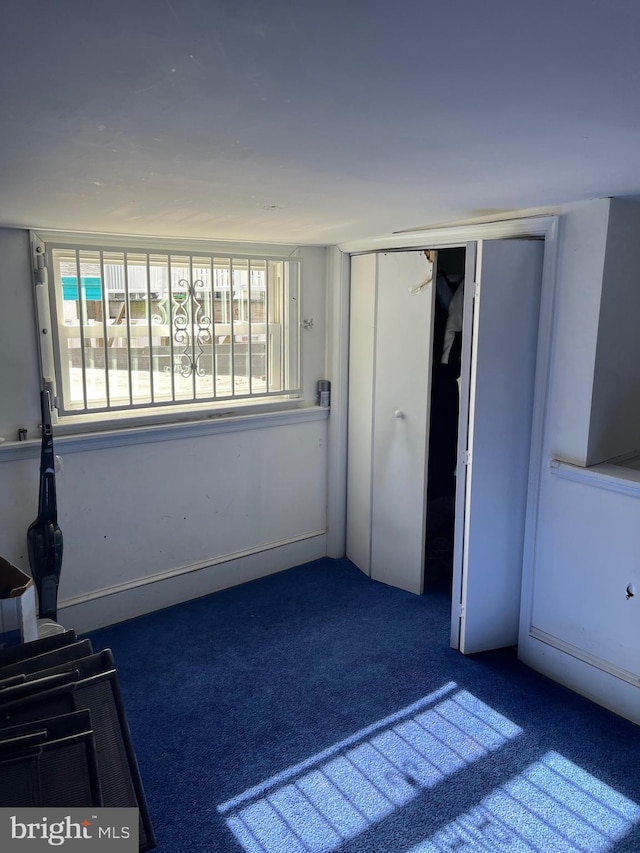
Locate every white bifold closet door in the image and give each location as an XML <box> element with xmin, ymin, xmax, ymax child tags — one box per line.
<box><xmin>370</xmin><ymin>251</ymin><xmax>435</xmax><ymax>594</ymax></box>
<box><xmin>452</xmin><ymin>238</ymin><xmax>544</xmax><ymax>653</ymax></box>
<box><xmin>347</xmin><ymin>251</ymin><xmax>434</xmax><ymax>595</ymax></box>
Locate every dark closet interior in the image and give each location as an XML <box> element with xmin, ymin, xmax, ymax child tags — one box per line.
<box><xmin>425</xmin><ymin>247</ymin><xmax>466</xmax><ymax>593</ymax></box>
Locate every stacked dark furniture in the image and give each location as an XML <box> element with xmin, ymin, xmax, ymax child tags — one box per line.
<box><xmin>0</xmin><ymin>630</ymin><xmax>155</xmax><ymax>851</ymax></box>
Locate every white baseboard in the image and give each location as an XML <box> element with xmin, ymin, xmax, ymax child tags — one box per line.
<box><xmin>58</xmin><ymin>531</ymin><xmax>327</xmax><ymax>634</ymax></box>
<box><xmin>528</xmin><ymin>626</ymin><xmax>640</xmax><ymax>688</ymax></box>
<box><xmin>519</xmin><ymin>632</ymin><xmax>640</xmax><ymax>725</ymax></box>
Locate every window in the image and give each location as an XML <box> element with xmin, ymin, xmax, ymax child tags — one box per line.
<box><xmin>32</xmin><ymin>234</ymin><xmax>301</xmax><ymax>421</ymax></box>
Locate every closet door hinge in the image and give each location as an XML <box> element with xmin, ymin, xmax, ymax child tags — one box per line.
<box><xmin>462</xmin><ymin>450</ymin><xmax>472</xmax><ymax>466</ymax></box>
<box><xmin>473</xmin><ymin>281</ymin><xmax>480</xmax><ymax>299</ymax></box>
<box><xmin>32</xmin><ymin>236</ymin><xmax>48</xmax><ymax>286</ymax></box>
<box><xmin>458</xmin><ymin>603</ymin><xmax>465</xmax><ymax>618</ymax></box>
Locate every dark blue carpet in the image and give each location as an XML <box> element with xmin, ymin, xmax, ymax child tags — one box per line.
<box><xmin>90</xmin><ymin>558</ymin><xmax>640</xmax><ymax>853</ymax></box>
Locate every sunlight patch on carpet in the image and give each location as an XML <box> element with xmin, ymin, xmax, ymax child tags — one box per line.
<box><xmin>408</xmin><ymin>751</ymin><xmax>640</xmax><ymax>853</ymax></box>
<box><xmin>218</xmin><ymin>683</ymin><xmax>523</xmax><ymax>853</ymax></box>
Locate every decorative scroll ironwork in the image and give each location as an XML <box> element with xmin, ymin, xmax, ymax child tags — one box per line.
<box><xmin>171</xmin><ymin>278</ymin><xmax>212</xmax><ymax>377</ymax></box>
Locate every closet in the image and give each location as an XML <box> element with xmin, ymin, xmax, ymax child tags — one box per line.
<box><xmin>346</xmin><ymin>239</ymin><xmax>544</xmax><ymax>653</ymax></box>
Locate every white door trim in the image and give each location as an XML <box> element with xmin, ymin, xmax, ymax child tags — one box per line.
<box><xmin>325</xmin><ymin>246</ymin><xmax>351</xmax><ymax>558</ymax></box>
<box><xmin>449</xmin><ymin>241</ymin><xmax>478</xmax><ymax>648</ymax></box>
<box><xmin>338</xmin><ymin>215</ymin><xmax>558</xmax><ymax>254</ymax></box>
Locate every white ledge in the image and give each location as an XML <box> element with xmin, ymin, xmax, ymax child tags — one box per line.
<box><xmin>0</xmin><ymin>405</ymin><xmax>329</xmax><ymax>460</ymax></box>
<box><xmin>549</xmin><ymin>457</ymin><xmax>640</xmax><ymax>497</ymax></box>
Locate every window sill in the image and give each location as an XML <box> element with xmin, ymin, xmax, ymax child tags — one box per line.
<box><xmin>0</xmin><ymin>403</ymin><xmax>329</xmax><ymax>460</ymax></box>
<box><xmin>53</xmin><ymin>394</ymin><xmax>304</xmax><ymax>433</ymax></box>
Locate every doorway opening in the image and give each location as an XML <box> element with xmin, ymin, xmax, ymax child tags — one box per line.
<box><xmin>424</xmin><ymin>247</ymin><xmax>466</xmax><ymax>597</ymax></box>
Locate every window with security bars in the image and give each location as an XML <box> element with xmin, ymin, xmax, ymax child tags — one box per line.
<box><xmin>34</xmin><ymin>238</ymin><xmax>301</xmax><ymax>417</ymax></box>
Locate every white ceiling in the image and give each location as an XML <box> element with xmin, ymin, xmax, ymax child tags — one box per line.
<box><xmin>2</xmin><ymin>0</ymin><xmax>640</xmax><ymax>246</ymax></box>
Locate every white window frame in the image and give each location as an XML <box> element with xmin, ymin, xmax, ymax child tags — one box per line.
<box><xmin>31</xmin><ymin>231</ymin><xmax>302</xmax><ymax>428</ymax></box>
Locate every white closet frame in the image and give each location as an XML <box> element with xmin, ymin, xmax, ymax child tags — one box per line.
<box><xmin>325</xmin><ymin>216</ymin><xmax>560</xmax><ymax>652</ymax></box>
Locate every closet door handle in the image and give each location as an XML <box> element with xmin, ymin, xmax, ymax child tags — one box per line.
<box><xmin>394</xmin><ymin>409</ymin><xmax>405</xmax><ymax>419</ymax></box>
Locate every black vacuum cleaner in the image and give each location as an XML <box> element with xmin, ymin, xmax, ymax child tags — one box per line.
<box><xmin>27</xmin><ymin>390</ymin><xmax>63</xmax><ymax>621</ymax></box>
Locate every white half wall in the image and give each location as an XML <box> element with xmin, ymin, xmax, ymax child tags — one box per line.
<box><xmin>0</xmin><ymin>411</ymin><xmax>329</xmax><ymax>632</ymax></box>
<box><xmin>531</xmin><ymin>466</ymin><xmax>640</xmax><ymax>680</ymax></box>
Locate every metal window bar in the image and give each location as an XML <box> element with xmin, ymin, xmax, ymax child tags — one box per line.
<box><xmin>73</xmin><ymin>251</ymin><xmax>88</xmax><ymax>411</ymax></box>
<box><xmin>213</xmin><ymin>266</ymin><xmax>220</xmax><ymax>398</ymax></box>
<box><xmin>122</xmin><ymin>254</ymin><xmax>133</xmax><ymax>407</ymax></box>
<box><xmin>207</xmin><ymin>258</ymin><xmax>215</xmax><ymax>400</ymax></box>
<box><xmin>99</xmin><ymin>251</ymin><xmax>112</xmax><ymax>409</ymax></box>
<box><xmin>167</xmin><ymin>256</ymin><xmax>176</xmax><ymax>403</ymax></box>
<box><xmin>189</xmin><ymin>255</ymin><xmax>196</xmax><ymax>400</ymax></box>
<box><xmin>265</xmin><ymin>261</ymin><xmax>271</xmax><ymax>393</ymax></box>
<box><xmin>221</xmin><ymin>266</ymin><xmax>228</xmax><ymax>394</ymax></box>
<box><xmin>284</xmin><ymin>263</ymin><xmax>290</xmax><ymax>391</ymax></box>
<box><xmin>145</xmin><ymin>253</ymin><xmax>155</xmax><ymax>403</ymax></box>
<box><xmin>248</xmin><ymin>260</ymin><xmax>253</xmax><ymax>396</ymax></box>
<box><xmin>159</xmin><ymin>254</ymin><xmax>171</xmax><ymax>401</ymax></box>
<box><xmin>229</xmin><ymin>258</ymin><xmax>235</xmax><ymax>396</ymax></box>
<box><xmin>280</xmin><ymin>261</ymin><xmax>286</xmax><ymax>391</ymax></box>
<box><xmin>219</xmin><ymin>262</ymin><xmax>227</xmax><ymax>392</ymax></box>
<box><xmin>284</xmin><ymin>263</ymin><xmax>290</xmax><ymax>392</ymax></box>
<box><xmin>211</xmin><ymin>261</ymin><xmax>218</xmax><ymax>399</ymax></box>
<box><xmin>235</xmin><ymin>261</ymin><xmax>247</xmax><ymax>395</ymax></box>
<box><xmin>204</xmin><ymin>258</ymin><xmax>214</xmax><ymax>399</ymax></box>
<box><xmin>291</xmin><ymin>263</ymin><xmax>300</xmax><ymax>390</ymax></box>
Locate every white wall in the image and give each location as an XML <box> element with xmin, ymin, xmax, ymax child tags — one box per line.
<box><xmin>587</xmin><ymin>198</ymin><xmax>640</xmax><ymax>465</ymax></box>
<box><xmin>541</xmin><ymin>196</ymin><xmax>640</xmax><ymax>468</ymax></box>
<box><xmin>543</xmin><ymin>199</ymin><xmax>610</xmax><ymax>466</ymax></box>
<box><xmin>520</xmin><ymin>199</ymin><xmax>640</xmax><ymax>724</ymax></box>
<box><xmin>0</xmin><ymin>229</ymin><xmax>43</xmax><ymax>442</ymax></box>
<box><xmin>0</xmin><ymin>229</ymin><xmax>329</xmax><ymax>631</ymax></box>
